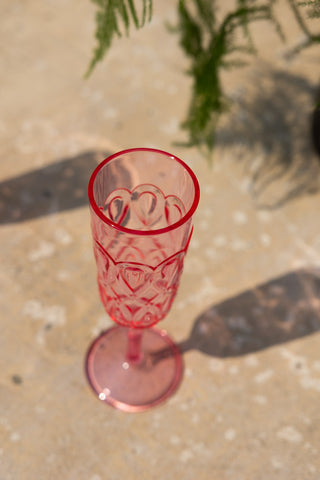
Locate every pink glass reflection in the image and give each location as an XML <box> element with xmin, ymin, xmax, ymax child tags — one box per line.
<box><xmin>86</xmin><ymin>148</ymin><xmax>200</xmax><ymax>411</ymax></box>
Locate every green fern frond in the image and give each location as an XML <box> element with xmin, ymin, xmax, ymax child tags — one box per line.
<box><xmin>177</xmin><ymin>1</ymin><xmax>203</xmax><ymax>58</ymax></box>
<box><xmin>86</xmin><ymin>0</ymin><xmax>320</xmax><ymax>160</ymax></box>
<box><xmin>141</xmin><ymin>0</ymin><xmax>153</xmax><ymax>25</ymax></box>
<box><xmin>194</xmin><ymin>0</ymin><xmax>216</xmax><ymax>34</ymax></box>
<box><xmin>175</xmin><ymin>1</ymin><xmax>283</xmax><ymax>156</ymax></box>
<box><xmin>236</xmin><ymin>0</ymin><xmax>258</xmax><ymax>53</ymax></box>
<box><xmin>85</xmin><ymin>0</ymin><xmax>153</xmax><ymax>77</ymax></box>
<box><xmin>127</xmin><ymin>0</ymin><xmax>139</xmax><ymax>28</ymax></box>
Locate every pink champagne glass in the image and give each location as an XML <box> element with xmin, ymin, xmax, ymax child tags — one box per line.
<box><xmin>86</xmin><ymin>148</ymin><xmax>200</xmax><ymax>411</ymax></box>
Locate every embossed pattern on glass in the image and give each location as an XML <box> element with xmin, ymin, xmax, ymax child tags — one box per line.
<box><xmin>86</xmin><ymin>148</ymin><xmax>199</xmax><ymax>412</ymax></box>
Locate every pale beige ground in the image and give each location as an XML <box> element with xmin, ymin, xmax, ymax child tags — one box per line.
<box><xmin>1</xmin><ymin>1</ymin><xmax>320</xmax><ymax>479</ymax></box>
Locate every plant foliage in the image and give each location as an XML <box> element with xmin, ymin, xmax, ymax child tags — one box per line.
<box><xmin>172</xmin><ymin>0</ymin><xmax>284</xmax><ymax>156</ymax></box>
<box><xmin>87</xmin><ymin>0</ymin><xmax>320</xmax><ymax>157</ymax></box>
<box><xmin>85</xmin><ymin>0</ymin><xmax>152</xmax><ymax>77</ymax></box>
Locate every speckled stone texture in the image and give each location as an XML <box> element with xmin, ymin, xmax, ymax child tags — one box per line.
<box><xmin>1</xmin><ymin>1</ymin><xmax>320</xmax><ymax>479</ymax></box>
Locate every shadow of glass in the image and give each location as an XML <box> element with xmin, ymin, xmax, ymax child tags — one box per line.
<box><xmin>178</xmin><ymin>268</ymin><xmax>320</xmax><ymax>358</ymax></box>
<box><xmin>218</xmin><ymin>66</ymin><xmax>320</xmax><ymax>209</ymax></box>
<box><xmin>0</xmin><ymin>150</ymin><xmax>111</xmax><ymax>224</ymax></box>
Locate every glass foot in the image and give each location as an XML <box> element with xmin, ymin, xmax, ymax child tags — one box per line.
<box><xmin>85</xmin><ymin>326</ymin><xmax>183</xmax><ymax>412</ymax></box>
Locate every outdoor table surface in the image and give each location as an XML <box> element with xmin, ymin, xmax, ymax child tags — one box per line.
<box><xmin>1</xmin><ymin>1</ymin><xmax>320</xmax><ymax>479</ymax></box>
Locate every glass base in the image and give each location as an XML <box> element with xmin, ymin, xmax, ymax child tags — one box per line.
<box><xmin>85</xmin><ymin>326</ymin><xmax>183</xmax><ymax>412</ymax></box>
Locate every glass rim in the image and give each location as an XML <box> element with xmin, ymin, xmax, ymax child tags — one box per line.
<box><xmin>88</xmin><ymin>147</ymin><xmax>200</xmax><ymax>236</ymax></box>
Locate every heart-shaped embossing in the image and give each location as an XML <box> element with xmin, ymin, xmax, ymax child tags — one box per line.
<box><xmin>94</xmin><ymin>241</ymin><xmax>117</xmax><ymax>285</ymax></box>
<box><xmin>131</xmin><ymin>184</ymin><xmax>165</xmax><ymax>227</ymax></box>
<box><xmin>103</xmin><ymin>188</ymin><xmax>131</xmax><ymax>226</ymax></box>
<box><xmin>156</xmin><ymin>253</ymin><xmax>184</xmax><ymax>291</ymax></box>
<box><xmin>165</xmin><ymin>195</ymin><xmax>186</xmax><ymax>225</ymax></box>
<box><xmin>101</xmin><ymin>184</ymin><xmax>186</xmax><ymax>230</ymax></box>
<box><xmin>121</xmin><ymin>265</ymin><xmax>151</xmax><ymax>292</ymax></box>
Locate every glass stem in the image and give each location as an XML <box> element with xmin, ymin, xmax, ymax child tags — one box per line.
<box><xmin>126</xmin><ymin>328</ymin><xmax>144</xmax><ymax>365</ymax></box>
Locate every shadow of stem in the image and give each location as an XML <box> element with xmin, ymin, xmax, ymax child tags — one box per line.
<box><xmin>151</xmin><ymin>267</ymin><xmax>320</xmax><ymax>364</ymax></box>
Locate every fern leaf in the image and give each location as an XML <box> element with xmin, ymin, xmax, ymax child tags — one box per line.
<box><xmin>86</xmin><ymin>0</ymin><xmax>153</xmax><ymax>77</ymax></box>
<box><xmin>127</xmin><ymin>0</ymin><xmax>139</xmax><ymax>28</ymax></box>
<box><xmin>145</xmin><ymin>0</ymin><xmax>153</xmax><ymax>24</ymax></box>
<box><xmin>178</xmin><ymin>2</ymin><xmax>203</xmax><ymax>58</ymax></box>
<box><xmin>236</xmin><ymin>0</ymin><xmax>257</xmax><ymax>52</ymax></box>
<box><xmin>194</xmin><ymin>0</ymin><xmax>216</xmax><ymax>34</ymax></box>
<box><xmin>174</xmin><ymin>0</ymin><xmax>287</xmax><ymax>156</ymax></box>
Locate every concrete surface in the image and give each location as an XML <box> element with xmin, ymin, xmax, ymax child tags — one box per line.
<box><xmin>1</xmin><ymin>0</ymin><xmax>320</xmax><ymax>479</ymax></box>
